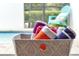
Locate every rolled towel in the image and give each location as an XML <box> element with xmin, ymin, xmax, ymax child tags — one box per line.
<box><xmin>31</xmin><ymin>21</ymin><xmax>47</xmax><ymax>39</ymax></box>
<box><xmin>55</xmin><ymin>27</ymin><xmax>76</xmax><ymax>39</ymax></box>
<box><xmin>64</xmin><ymin>27</ymin><xmax>76</xmax><ymax>39</ymax></box>
<box><xmin>34</xmin><ymin>26</ymin><xmax>56</xmax><ymax>40</ymax></box>
<box><xmin>33</xmin><ymin>21</ymin><xmax>47</xmax><ymax>33</ymax></box>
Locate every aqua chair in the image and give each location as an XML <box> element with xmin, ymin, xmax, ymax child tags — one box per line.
<box><xmin>48</xmin><ymin>5</ymin><xmax>71</xmax><ymax>27</ymax></box>
<box><xmin>48</xmin><ymin>16</ymin><xmax>56</xmax><ymax>24</ymax></box>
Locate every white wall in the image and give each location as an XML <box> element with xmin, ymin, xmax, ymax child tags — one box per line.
<box><xmin>69</xmin><ymin>1</ymin><xmax>79</xmax><ymax>54</ymax></box>
<box><xmin>70</xmin><ymin>1</ymin><xmax>79</xmax><ymax>39</ymax></box>
<box><xmin>0</xmin><ymin>3</ymin><xmax>24</xmax><ymax>30</ymax></box>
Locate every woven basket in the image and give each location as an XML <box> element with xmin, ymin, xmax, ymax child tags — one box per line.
<box><xmin>13</xmin><ymin>34</ymin><xmax>73</xmax><ymax>56</ymax></box>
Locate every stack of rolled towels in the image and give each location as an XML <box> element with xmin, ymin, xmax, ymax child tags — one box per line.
<box><xmin>31</xmin><ymin>21</ymin><xmax>76</xmax><ymax>40</ymax></box>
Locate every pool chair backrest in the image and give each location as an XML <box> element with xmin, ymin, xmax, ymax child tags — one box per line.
<box><xmin>55</xmin><ymin>5</ymin><xmax>71</xmax><ymax>20</ymax></box>
<box><xmin>61</xmin><ymin>5</ymin><xmax>71</xmax><ymax>15</ymax></box>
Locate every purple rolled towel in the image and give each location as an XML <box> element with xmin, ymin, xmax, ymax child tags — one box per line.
<box><xmin>55</xmin><ymin>27</ymin><xmax>76</xmax><ymax>39</ymax></box>
<box><xmin>33</xmin><ymin>21</ymin><xmax>47</xmax><ymax>34</ymax></box>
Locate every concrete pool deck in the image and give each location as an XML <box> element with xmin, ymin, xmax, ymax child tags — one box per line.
<box><xmin>0</xmin><ymin>44</ymin><xmax>15</xmax><ymax>55</ymax></box>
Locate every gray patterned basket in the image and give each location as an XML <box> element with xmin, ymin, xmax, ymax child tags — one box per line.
<box><xmin>13</xmin><ymin>34</ymin><xmax>73</xmax><ymax>56</ymax></box>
